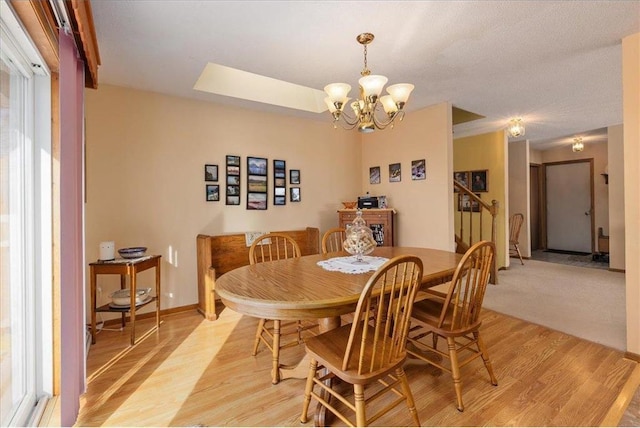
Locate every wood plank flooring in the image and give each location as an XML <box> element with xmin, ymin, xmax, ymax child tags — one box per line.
<box><xmin>76</xmin><ymin>306</ymin><xmax>637</xmax><ymax>427</ymax></box>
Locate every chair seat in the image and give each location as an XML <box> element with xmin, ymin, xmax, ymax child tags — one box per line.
<box><xmin>305</xmin><ymin>322</ymin><xmax>406</xmax><ymax>385</ymax></box>
<box><xmin>412</xmin><ymin>299</ymin><xmax>482</xmax><ymax>337</ymax></box>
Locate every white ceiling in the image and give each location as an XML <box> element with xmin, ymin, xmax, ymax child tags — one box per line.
<box><xmin>89</xmin><ymin>1</ymin><xmax>640</xmax><ymax>150</ymax></box>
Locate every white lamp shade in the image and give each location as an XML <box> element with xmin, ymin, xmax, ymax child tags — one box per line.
<box><xmin>380</xmin><ymin>95</ymin><xmax>398</xmax><ymax>114</ymax></box>
<box><xmin>324</xmin><ymin>83</ymin><xmax>352</xmax><ymax>104</ymax></box>
<box><xmin>386</xmin><ymin>83</ymin><xmax>414</xmax><ymax>104</ymax></box>
<box><xmin>358</xmin><ymin>75</ymin><xmax>388</xmax><ymax>98</ymax></box>
<box><xmin>324</xmin><ymin>97</ymin><xmax>337</xmax><ymax>113</ymax></box>
<box><xmin>351</xmin><ymin>99</ymin><xmax>365</xmax><ymax>115</ymax></box>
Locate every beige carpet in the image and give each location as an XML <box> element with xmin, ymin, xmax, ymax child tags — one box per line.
<box><xmin>483</xmin><ymin>259</ymin><xmax>626</xmax><ymax>350</ymax></box>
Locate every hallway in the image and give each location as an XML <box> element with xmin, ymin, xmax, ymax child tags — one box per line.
<box><xmin>529</xmin><ymin>249</ymin><xmax>609</xmax><ymax>270</ymax></box>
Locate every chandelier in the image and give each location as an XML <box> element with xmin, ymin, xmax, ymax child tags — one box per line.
<box><xmin>324</xmin><ymin>33</ymin><xmax>414</xmax><ymax>133</ymax></box>
<box><xmin>572</xmin><ymin>137</ymin><xmax>584</xmax><ymax>152</ymax></box>
<box><xmin>507</xmin><ymin>118</ymin><xmax>525</xmax><ymax>138</ymax></box>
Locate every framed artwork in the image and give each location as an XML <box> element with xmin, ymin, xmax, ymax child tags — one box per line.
<box><xmin>247</xmin><ymin>156</ymin><xmax>268</xmax><ymax>175</ymax></box>
<box><xmin>458</xmin><ymin>193</ymin><xmax>481</xmax><ymax>212</ymax></box>
<box><xmin>226</xmin><ymin>155</ymin><xmax>240</xmax><ymax>166</ymax></box>
<box><xmin>206</xmin><ymin>184</ymin><xmax>219</xmax><ymax>201</ymax></box>
<box><xmin>247</xmin><ymin>192</ymin><xmax>267</xmax><ymax>210</ymax></box>
<box><xmin>248</xmin><ymin>174</ymin><xmax>268</xmax><ymax>192</ymax></box>
<box><xmin>273</xmin><ymin>159</ymin><xmax>286</xmax><ymax>205</ymax></box>
<box><xmin>471</xmin><ymin>170</ymin><xmax>488</xmax><ymax>192</ymax></box>
<box><xmin>290</xmin><ymin>169</ymin><xmax>300</xmax><ymax>184</ymax></box>
<box><xmin>370</xmin><ymin>166</ymin><xmax>381</xmax><ymax>184</ymax></box>
<box><xmin>389</xmin><ymin>163</ymin><xmax>401</xmax><ymax>182</ymax></box>
<box><xmin>411</xmin><ymin>159</ymin><xmax>426</xmax><ymax>181</ymax></box>
<box><xmin>290</xmin><ymin>187</ymin><xmax>301</xmax><ymax>202</ymax></box>
<box><xmin>453</xmin><ymin>171</ymin><xmax>470</xmax><ymax>191</ymax></box>
<box><xmin>226</xmin><ymin>155</ymin><xmax>241</xmax><ymax>205</ymax></box>
<box><xmin>205</xmin><ymin>164</ymin><xmax>218</xmax><ymax>182</ymax></box>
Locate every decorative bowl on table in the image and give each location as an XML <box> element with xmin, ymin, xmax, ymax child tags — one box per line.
<box><xmin>342</xmin><ymin>210</ymin><xmax>377</xmax><ymax>263</ymax></box>
<box><xmin>110</xmin><ymin>287</ymin><xmax>152</xmax><ymax>306</ymax></box>
<box><xmin>342</xmin><ymin>201</ymin><xmax>357</xmax><ymax>209</ymax></box>
<box><xmin>118</xmin><ymin>247</ymin><xmax>147</xmax><ymax>259</ymax></box>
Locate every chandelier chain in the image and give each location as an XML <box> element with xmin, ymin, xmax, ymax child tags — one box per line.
<box><xmin>361</xmin><ymin>44</ymin><xmax>370</xmax><ymax>76</ymax></box>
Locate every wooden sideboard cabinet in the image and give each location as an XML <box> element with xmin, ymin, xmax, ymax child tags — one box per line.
<box><xmin>338</xmin><ymin>208</ymin><xmax>396</xmax><ymax>247</ymax></box>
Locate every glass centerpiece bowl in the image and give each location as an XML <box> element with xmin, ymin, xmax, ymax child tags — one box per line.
<box><xmin>342</xmin><ymin>210</ymin><xmax>377</xmax><ymax>264</ymax></box>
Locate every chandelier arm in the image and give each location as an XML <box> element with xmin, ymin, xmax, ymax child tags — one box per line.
<box><xmin>337</xmin><ymin>109</ymin><xmax>360</xmax><ymax>127</ymax></box>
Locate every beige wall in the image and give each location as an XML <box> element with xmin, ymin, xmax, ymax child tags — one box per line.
<box><xmin>361</xmin><ymin>103</ymin><xmax>454</xmax><ymax>250</ymax></box>
<box><xmin>541</xmin><ymin>142</ymin><xmax>609</xmax><ymax>253</ymax></box>
<box><xmin>85</xmin><ymin>85</ymin><xmax>362</xmax><ymax>313</ymax></box>
<box><xmin>85</xmin><ymin>86</ymin><xmax>456</xmax><ymax>318</ymax></box>
<box><xmin>608</xmin><ymin>125</ymin><xmax>625</xmax><ymax>270</ymax></box>
<box><xmin>453</xmin><ymin>130</ymin><xmax>509</xmax><ymax>269</ymax></box>
<box><xmin>622</xmin><ymin>32</ymin><xmax>640</xmax><ymax>355</ymax></box>
<box><xmin>508</xmin><ymin>140</ymin><xmax>531</xmax><ymax>257</ymax></box>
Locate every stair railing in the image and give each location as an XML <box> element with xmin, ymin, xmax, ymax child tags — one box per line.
<box><xmin>454</xmin><ymin>179</ymin><xmax>499</xmax><ymax>283</ymax></box>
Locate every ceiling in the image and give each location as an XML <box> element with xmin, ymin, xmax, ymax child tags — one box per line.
<box><xmin>89</xmin><ymin>1</ymin><xmax>639</xmax><ymax>150</ymax></box>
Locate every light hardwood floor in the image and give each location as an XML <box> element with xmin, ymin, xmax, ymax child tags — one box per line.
<box><xmin>76</xmin><ymin>305</ymin><xmax>637</xmax><ymax>427</ymax></box>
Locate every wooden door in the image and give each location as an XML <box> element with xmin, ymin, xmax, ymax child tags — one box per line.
<box><xmin>544</xmin><ymin>160</ymin><xmax>594</xmax><ymax>253</ymax></box>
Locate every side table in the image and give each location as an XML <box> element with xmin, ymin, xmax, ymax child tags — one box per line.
<box><xmin>89</xmin><ymin>255</ymin><xmax>161</xmax><ymax>346</ymax></box>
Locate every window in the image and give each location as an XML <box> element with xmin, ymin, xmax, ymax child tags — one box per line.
<box><xmin>0</xmin><ymin>1</ymin><xmax>52</xmax><ymax>426</ymax></box>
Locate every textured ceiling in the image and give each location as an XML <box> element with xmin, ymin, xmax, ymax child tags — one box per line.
<box><xmin>89</xmin><ymin>1</ymin><xmax>640</xmax><ymax>150</ymax></box>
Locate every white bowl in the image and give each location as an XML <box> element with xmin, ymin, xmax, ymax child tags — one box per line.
<box><xmin>110</xmin><ymin>287</ymin><xmax>151</xmax><ymax>306</ymax></box>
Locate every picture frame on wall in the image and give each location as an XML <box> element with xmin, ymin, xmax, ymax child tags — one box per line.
<box><xmin>206</xmin><ymin>184</ymin><xmax>219</xmax><ymax>201</ymax></box>
<box><xmin>370</xmin><ymin>166</ymin><xmax>381</xmax><ymax>184</ymax></box>
<box><xmin>205</xmin><ymin>164</ymin><xmax>218</xmax><ymax>182</ymax></box>
<box><xmin>247</xmin><ymin>192</ymin><xmax>267</xmax><ymax>210</ymax></box>
<box><xmin>471</xmin><ymin>170</ymin><xmax>488</xmax><ymax>192</ymax></box>
<box><xmin>248</xmin><ymin>174</ymin><xmax>268</xmax><ymax>192</ymax></box>
<box><xmin>411</xmin><ymin>159</ymin><xmax>426</xmax><ymax>180</ymax></box>
<box><xmin>247</xmin><ymin>156</ymin><xmax>268</xmax><ymax>175</ymax></box>
<box><xmin>273</xmin><ymin>159</ymin><xmax>287</xmax><ymax>206</ymax></box>
<box><xmin>458</xmin><ymin>193</ymin><xmax>481</xmax><ymax>212</ymax></box>
<box><xmin>389</xmin><ymin>163</ymin><xmax>401</xmax><ymax>182</ymax></box>
<box><xmin>290</xmin><ymin>187</ymin><xmax>301</xmax><ymax>202</ymax></box>
<box><xmin>453</xmin><ymin>171</ymin><xmax>470</xmax><ymax>191</ymax></box>
<box><xmin>290</xmin><ymin>169</ymin><xmax>300</xmax><ymax>184</ymax></box>
<box><xmin>226</xmin><ymin>155</ymin><xmax>241</xmax><ymax>205</ymax></box>
<box><xmin>226</xmin><ymin>155</ymin><xmax>240</xmax><ymax>166</ymax></box>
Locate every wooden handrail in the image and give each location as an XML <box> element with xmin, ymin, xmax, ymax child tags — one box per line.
<box><xmin>453</xmin><ymin>179</ymin><xmax>499</xmax><ymax>283</ymax></box>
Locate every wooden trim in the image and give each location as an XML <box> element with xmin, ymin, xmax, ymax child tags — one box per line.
<box><xmin>8</xmin><ymin>0</ymin><xmax>60</xmax><ymax>71</ymax></box>
<box><xmin>600</xmin><ymin>362</ymin><xmax>640</xmax><ymax>426</ymax></box>
<box><xmin>610</xmin><ymin>268</ymin><xmax>626</xmax><ymax>273</ymax></box>
<box><xmin>51</xmin><ymin>72</ymin><xmax>61</xmax><ymax>397</ymax></box>
<box><xmin>68</xmin><ymin>0</ymin><xmax>100</xmax><ymax>88</ymax></box>
<box><xmin>625</xmin><ymin>352</ymin><xmax>640</xmax><ymax>363</ymax></box>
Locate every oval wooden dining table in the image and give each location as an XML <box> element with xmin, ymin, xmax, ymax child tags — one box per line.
<box><xmin>216</xmin><ymin>246</ymin><xmax>462</xmax><ymax>423</ymax></box>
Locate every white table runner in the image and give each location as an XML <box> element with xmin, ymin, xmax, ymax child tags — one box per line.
<box><xmin>317</xmin><ymin>255</ymin><xmax>389</xmax><ymax>274</ymax></box>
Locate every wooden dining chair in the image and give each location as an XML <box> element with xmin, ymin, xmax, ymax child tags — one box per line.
<box><xmin>407</xmin><ymin>240</ymin><xmax>497</xmax><ymax>412</ymax></box>
<box><xmin>249</xmin><ymin>233</ymin><xmax>316</xmax><ymax>384</ymax></box>
<box><xmin>509</xmin><ymin>213</ymin><xmax>524</xmax><ymax>265</ymax></box>
<box><xmin>300</xmin><ymin>255</ymin><xmax>423</xmax><ymax>427</ymax></box>
<box><xmin>321</xmin><ymin>227</ymin><xmax>346</xmax><ymax>254</ymax></box>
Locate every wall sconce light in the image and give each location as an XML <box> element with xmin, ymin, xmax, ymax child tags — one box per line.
<box><xmin>572</xmin><ymin>137</ymin><xmax>584</xmax><ymax>152</ymax></box>
<box><xmin>507</xmin><ymin>118</ymin><xmax>525</xmax><ymax>138</ymax></box>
